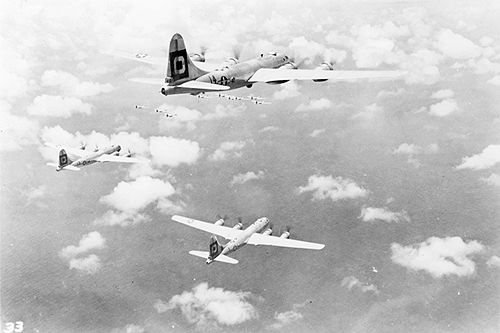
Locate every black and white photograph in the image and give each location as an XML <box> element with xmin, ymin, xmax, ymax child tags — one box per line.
<box><xmin>1</xmin><ymin>0</ymin><xmax>499</xmax><ymax>332</ymax></box>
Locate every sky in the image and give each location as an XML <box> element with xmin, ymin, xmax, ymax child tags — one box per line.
<box><xmin>1</xmin><ymin>0</ymin><xmax>500</xmax><ymax>332</ymax></box>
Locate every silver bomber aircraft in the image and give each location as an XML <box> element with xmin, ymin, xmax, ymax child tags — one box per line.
<box><xmin>45</xmin><ymin>142</ymin><xmax>148</xmax><ymax>171</ymax></box>
<box><xmin>171</xmin><ymin>215</ymin><xmax>325</xmax><ymax>265</ymax></box>
<box><xmin>111</xmin><ymin>33</ymin><xmax>407</xmax><ymax>97</ymax></box>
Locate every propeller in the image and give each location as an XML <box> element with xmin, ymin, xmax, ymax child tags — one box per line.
<box><xmin>215</xmin><ymin>213</ymin><xmax>228</xmax><ymax>221</ymax></box>
<box><xmin>79</xmin><ymin>142</ymin><xmax>87</xmax><ymax>150</ymax></box>
<box><xmin>125</xmin><ymin>149</ymin><xmax>132</xmax><ymax>158</ymax></box>
<box><xmin>279</xmin><ymin>225</ymin><xmax>292</xmax><ymax>238</ymax></box>
<box><xmin>93</xmin><ymin>144</ymin><xmax>99</xmax><ymax>152</ymax></box>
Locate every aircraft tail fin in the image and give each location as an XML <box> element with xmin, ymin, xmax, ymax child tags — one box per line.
<box><xmin>166</xmin><ymin>33</ymin><xmax>207</xmax><ymax>84</ymax></box>
<box><xmin>209</xmin><ymin>235</ymin><xmax>224</xmax><ymax>259</ymax></box>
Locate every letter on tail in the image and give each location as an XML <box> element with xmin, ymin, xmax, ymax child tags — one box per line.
<box><xmin>59</xmin><ymin>149</ymin><xmax>70</xmax><ymax>167</ymax></box>
<box><xmin>209</xmin><ymin>235</ymin><xmax>223</xmax><ymax>260</ymax></box>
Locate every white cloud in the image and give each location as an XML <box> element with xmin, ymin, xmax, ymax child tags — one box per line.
<box><xmin>359</xmin><ymin>207</ymin><xmax>410</xmax><ymax>223</ymax></box>
<box><xmin>209</xmin><ymin>141</ymin><xmax>247</xmax><ymax>161</ymax></box>
<box><xmin>353</xmin><ymin>103</ymin><xmax>383</xmax><ymax>121</ymax></box>
<box><xmin>230</xmin><ymin>171</ymin><xmax>264</xmax><ymax>186</ymax></box>
<box><xmin>94</xmin><ymin>210</ymin><xmax>150</xmax><ymax>227</ymax></box>
<box><xmin>433</xmin><ymin>29</ymin><xmax>482</xmax><ymax>59</ymax></box>
<box><xmin>0</xmin><ymin>102</ymin><xmax>40</xmax><ymax>152</ymax></box>
<box><xmin>27</xmin><ymin>95</ymin><xmax>92</xmax><ymax>118</ymax></box>
<box><xmin>391</xmin><ymin>236</ymin><xmax>484</xmax><ymax>278</ymax></box>
<box><xmin>429</xmin><ymin>99</ymin><xmax>459</xmax><ymax>117</ymax></box>
<box><xmin>259</xmin><ymin>126</ymin><xmax>280</xmax><ymax>133</ymax></box>
<box><xmin>297</xmin><ymin>175</ymin><xmax>368</xmax><ymax>202</ymax></box>
<box><xmin>270</xmin><ymin>303</ymin><xmax>306</xmax><ymax>330</ymax></box>
<box><xmin>295</xmin><ymin>98</ymin><xmax>332</xmax><ymax>112</ymax></box>
<box><xmin>273</xmin><ymin>81</ymin><xmax>300</xmax><ymax>100</ymax></box>
<box><xmin>69</xmin><ymin>254</ymin><xmax>102</xmax><ymax>275</ymax></box>
<box><xmin>149</xmin><ymin>136</ymin><xmax>200</xmax><ymax>167</ymax></box>
<box><xmin>310</xmin><ymin>129</ymin><xmax>325</xmax><ymax>137</ymax></box>
<box><xmin>488</xmin><ymin>75</ymin><xmax>500</xmax><ymax>86</ymax></box>
<box><xmin>41</xmin><ymin>69</ymin><xmax>114</xmax><ymax>97</ymax></box>
<box><xmin>59</xmin><ymin>231</ymin><xmax>106</xmax><ymax>260</ymax></box>
<box><xmin>157</xmin><ymin>283</ymin><xmax>258</xmax><ymax>330</ymax></box>
<box><xmin>100</xmin><ymin>176</ymin><xmax>175</xmax><ymax>212</ymax></box>
<box><xmin>456</xmin><ymin>145</ymin><xmax>500</xmax><ymax>170</ymax></box>
<box><xmin>377</xmin><ymin>88</ymin><xmax>405</xmax><ymax>99</ymax></box>
<box><xmin>486</xmin><ymin>256</ymin><xmax>500</xmax><ymax>268</ymax></box>
<box><xmin>480</xmin><ymin>173</ymin><xmax>500</xmax><ymax>187</ymax></box>
<box><xmin>399</xmin><ymin>49</ymin><xmax>443</xmax><ymax>85</ymax></box>
<box><xmin>430</xmin><ymin>89</ymin><xmax>455</xmax><ymax>99</ymax></box>
<box><xmin>341</xmin><ymin>276</ymin><xmax>380</xmax><ymax>295</ymax></box>
<box><xmin>392</xmin><ymin>143</ymin><xmax>429</xmax><ymax>168</ymax></box>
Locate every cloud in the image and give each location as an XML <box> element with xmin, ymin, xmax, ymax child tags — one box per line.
<box><xmin>0</xmin><ymin>102</ymin><xmax>40</xmax><ymax>152</ymax></box>
<box><xmin>59</xmin><ymin>231</ymin><xmax>106</xmax><ymax>260</ymax></box>
<box><xmin>27</xmin><ymin>95</ymin><xmax>92</xmax><ymax>118</ymax></box>
<box><xmin>100</xmin><ymin>176</ymin><xmax>176</xmax><ymax>212</ymax></box>
<box><xmin>157</xmin><ymin>283</ymin><xmax>258</xmax><ymax>330</ymax></box>
<box><xmin>41</xmin><ymin>69</ymin><xmax>114</xmax><ymax>97</ymax></box>
<box><xmin>433</xmin><ymin>29</ymin><xmax>482</xmax><ymax>59</ymax></box>
<box><xmin>310</xmin><ymin>129</ymin><xmax>325</xmax><ymax>137</ymax></box>
<box><xmin>353</xmin><ymin>103</ymin><xmax>383</xmax><ymax>121</ymax></box>
<box><xmin>208</xmin><ymin>141</ymin><xmax>247</xmax><ymax>161</ymax></box>
<box><xmin>480</xmin><ymin>173</ymin><xmax>500</xmax><ymax>187</ymax></box>
<box><xmin>376</xmin><ymin>88</ymin><xmax>405</xmax><ymax>99</ymax></box>
<box><xmin>273</xmin><ymin>81</ymin><xmax>301</xmax><ymax>100</ymax></box>
<box><xmin>393</xmin><ymin>143</ymin><xmax>438</xmax><ymax>168</ymax></box>
<box><xmin>486</xmin><ymin>256</ymin><xmax>500</xmax><ymax>268</ymax></box>
<box><xmin>270</xmin><ymin>303</ymin><xmax>306</xmax><ymax>330</ymax></box>
<box><xmin>456</xmin><ymin>145</ymin><xmax>500</xmax><ymax>170</ymax></box>
<box><xmin>430</xmin><ymin>89</ymin><xmax>455</xmax><ymax>99</ymax></box>
<box><xmin>341</xmin><ymin>276</ymin><xmax>380</xmax><ymax>295</ymax></box>
<box><xmin>359</xmin><ymin>207</ymin><xmax>410</xmax><ymax>223</ymax></box>
<box><xmin>295</xmin><ymin>98</ymin><xmax>332</xmax><ymax>112</ymax></box>
<box><xmin>94</xmin><ymin>210</ymin><xmax>150</xmax><ymax>228</ymax></box>
<box><xmin>391</xmin><ymin>236</ymin><xmax>484</xmax><ymax>278</ymax></box>
<box><xmin>297</xmin><ymin>175</ymin><xmax>369</xmax><ymax>202</ymax></box>
<box><xmin>428</xmin><ymin>99</ymin><xmax>459</xmax><ymax>117</ymax></box>
<box><xmin>259</xmin><ymin>126</ymin><xmax>280</xmax><ymax>133</ymax></box>
<box><xmin>69</xmin><ymin>254</ymin><xmax>102</xmax><ymax>275</ymax></box>
<box><xmin>230</xmin><ymin>171</ymin><xmax>264</xmax><ymax>186</ymax></box>
<box><xmin>488</xmin><ymin>75</ymin><xmax>500</xmax><ymax>85</ymax></box>
<box><xmin>149</xmin><ymin>136</ymin><xmax>201</xmax><ymax>167</ymax></box>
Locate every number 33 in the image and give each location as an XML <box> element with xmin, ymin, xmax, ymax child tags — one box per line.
<box><xmin>4</xmin><ymin>321</ymin><xmax>23</xmax><ymax>333</ymax></box>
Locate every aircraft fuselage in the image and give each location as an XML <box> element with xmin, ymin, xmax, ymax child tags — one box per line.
<box><xmin>64</xmin><ymin>145</ymin><xmax>121</xmax><ymax>170</ymax></box>
<box><xmin>161</xmin><ymin>54</ymin><xmax>290</xmax><ymax>96</ymax></box>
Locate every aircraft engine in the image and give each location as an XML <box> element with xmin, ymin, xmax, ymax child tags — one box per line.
<box><xmin>313</xmin><ymin>62</ymin><xmax>334</xmax><ymax>82</ymax></box>
<box><xmin>214</xmin><ymin>219</ymin><xmax>224</xmax><ymax>226</ymax></box>
<box><xmin>190</xmin><ymin>53</ymin><xmax>205</xmax><ymax>62</ymax></box>
<box><xmin>266</xmin><ymin>61</ymin><xmax>298</xmax><ymax>85</ymax></box>
<box><xmin>280</xmin><ymin>231</ymin><xmax>290</xmax><ymax>239</ymax></box>
<box><xmin>233</xmin><ymin>222</ymin><xmax>243</xmax><ymax>230</ymax></box>
<box><xmin>262</xmin><ymin>228</ymin><xmax>273</xmax><ymax>236</ymax></box>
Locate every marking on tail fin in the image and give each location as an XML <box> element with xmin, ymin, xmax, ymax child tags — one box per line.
<box><xmin>170</xmin><ymin>50</ymin><xmax>189</xmax><ymax>80</ymax></box>
<box><xmin>59</xmin><ymin>149</ymin><xmax>69</xmax><ymax>166</ymax></box>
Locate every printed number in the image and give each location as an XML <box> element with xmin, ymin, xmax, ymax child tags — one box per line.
<box><xmin>4</xmin><ymin>321</ymin><xmax>23</xmax><ymax>333</ymax></box>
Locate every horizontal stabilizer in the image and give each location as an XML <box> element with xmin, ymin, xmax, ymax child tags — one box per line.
<box><xmin>177</xmin><ymin>81</ymin><xmax>230</xmax><ymax>91</ymax></box>
<box><xmin>129</xmin><ymin>77</ymin><xmax>166</xmax><ymax>85</ymax></box>
<box><xmin>189</xmin><ymin>251</ymin><xmax>238</xmax><ymax>264</ymax></box>
<box><xmin>46</xmin><ymin>163</ymin><xmax>80</xmax><ymax>171</ymax></box>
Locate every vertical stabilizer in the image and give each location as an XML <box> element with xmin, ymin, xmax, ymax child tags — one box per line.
<box><xmin>166</xmin><ymin>33</ymin><xmax>207</xmax><ymax>84</ymax></box>
<box><xmin>59</xmin><ymin>149</ymin><xmax>70</xmax><ymax>168</ymax></box>
<box><xmin>209</xmin><ymin>235</ymin><xmax>224</xmax><ymax>260</ymax></box>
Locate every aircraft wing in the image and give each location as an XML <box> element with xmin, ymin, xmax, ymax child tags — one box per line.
<box><xmin>177</xmin><ymin>81</ymin><xmax>230</xmax><ymax>91</ymax></box>
<box><xmin>96</xmin><ymin>154</ymin><xmax>148</xmax><ymax>163</ymax></box>
<box><xmin>246</xmin><ymin>233</ymin><xmax>325</xmax><ymax>250</ymax></box>
<box><xmin>171</xmin><ymin>215</ymin><xmax>243</xmax><ymax>240</ymax></box>
<box><xmin>44</xmin><ymin>142</ymin><xmax>87</xmax><ymax>158</ymax></box>
<box><xmin>249</xmin><ymin>68</ymin><xmax>408</xmax><ymax>82</ymax></box>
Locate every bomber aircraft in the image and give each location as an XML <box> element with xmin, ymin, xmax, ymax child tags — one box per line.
<box><xmin>111</xmin><ymin>33</ymin><xmax>407</xmax><ymax>97</ymax></box>
<box><xmin>171</xmin><ymin>215</ymin><xmax>325</xmax><ymax>265</ymax></box>
<box><xmin>45</xmin><ymin>142</ymin><xmax>147</xmax><ymax>171</ymax></box>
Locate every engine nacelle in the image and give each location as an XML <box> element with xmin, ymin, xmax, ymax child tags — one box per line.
<box><xmin>313</xmin><ymin>62</ymin><xmax>334</xmax><ymax>82</ymax></box>
<box><xmin>262</xmin><ymin>228</ymin><xmax>273</xmax><ymax>236</ymax></box>
<box><xmin>214</xmin><ymin>219</ymin><xmax>224</xmax><ymax>226</ymax></box>
<box><xmin>190</xmin><ymin>53</ymin><xmax>205</xmax><ymax>62</ymax></box>
<box><xmin>233</xmin><ymin>223</ymin><xmax>243</xmax><ymax>230</ymax></box>
<box><xmin>280</xmin><ymin>62</ymin><xmax>298</xmax><ymax>70</ymax></box>
<box><xmin>280</xmin><ymin>231</ymin><xmax>290</xmax><ymax>239</ymax></box>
